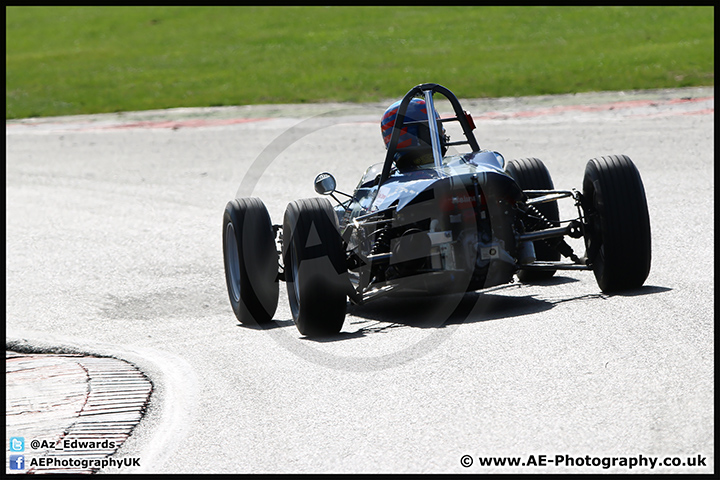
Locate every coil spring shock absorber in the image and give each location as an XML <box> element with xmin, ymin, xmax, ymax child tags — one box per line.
<box><xmin>526</xmin><ymin>203</ymin><xmax>554</xmax><ymax>231</ymax></box>
<box><xmin>526</xmin><ymin>204</ymin><xmax>582</xmax><ymax>263</ymax></box>
<box><xmin>371</xmin><ymin>226</ymin><xmax>390</xmax><ymax>255</ymax></box>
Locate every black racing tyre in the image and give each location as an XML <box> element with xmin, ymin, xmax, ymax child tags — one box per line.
<box><xmin>582</xmin><ymin>155</ymin><xmax>651</xmax><ymax>292</ymax></box>
<box><xmin>505</xmin><ymin>157</ymin><xmax>561</xmax><ymax>281</ymax></box>
<box><xmin>223</xmin><ymin>197</ymin><xmax>279</xmax><ymax>324</ymax></box>
<box><xmin>282</xmin><ymin>197</ymin><xmax>350</xmax><ymax>336</ymax></box>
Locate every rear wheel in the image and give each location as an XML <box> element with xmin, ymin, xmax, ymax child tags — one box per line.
<box><xmin>223</xmin><ymin>198</ymin><xmax>279</xmax><ymax>325</ymax></box>
<box><xmin>582</xmin><ymin>155</ymin><xmax>651</xmax><ymax>292</ymax></box>
<box><xmin>282</xmin><ymin>197</ymin><xmax>350</xmax><ymax>336</ymax></box>
<box><xmin>505</xmin><ymin>157</ymin><xmax>560</xmax><ymax>281</ymax></box>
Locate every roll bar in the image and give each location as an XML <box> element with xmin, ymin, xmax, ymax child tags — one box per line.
<box><xmin>378</xmin><ymin>83</ymin><xmax>481</xmax><ymax>187</ymax></box>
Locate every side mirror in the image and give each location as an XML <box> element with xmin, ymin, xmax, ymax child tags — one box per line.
<box><xmin>314</xmin><ymin>172</ymin><xmax>337</xmax><ymax>195</ymax></box>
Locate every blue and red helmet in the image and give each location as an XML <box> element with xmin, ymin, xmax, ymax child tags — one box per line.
<box><xmin>381</xmin><ymin>97</ymin><xmax>447</xmax><ymax>165</ymax></box>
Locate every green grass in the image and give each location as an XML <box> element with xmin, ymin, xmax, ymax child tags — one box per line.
<box><xmin>5</xmin><ymin>6</ymin><xmax>714</xmax><ymax>119</ymax></box>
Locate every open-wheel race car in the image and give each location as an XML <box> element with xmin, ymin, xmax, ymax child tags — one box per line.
<box><xmin>223</xmin><ymin>83</ymin><xmax>651</xmax><ymax>336</ymax></box>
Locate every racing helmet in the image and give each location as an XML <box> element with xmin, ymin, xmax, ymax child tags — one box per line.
<box><xmin>381</xmin><ymin>97</ymin><xmax>447</xmax><ymax>168</ymax></box>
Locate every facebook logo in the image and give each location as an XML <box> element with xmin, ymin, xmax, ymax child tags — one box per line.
<box><xmin>9</xmin><ymin>437</ymin><xmax>24</xmax><ymax>452</ymax></box>
<box><xmin>10</xmin><ymin>455</ymin><xmax>25</xmax><ymax>470</ymax></box>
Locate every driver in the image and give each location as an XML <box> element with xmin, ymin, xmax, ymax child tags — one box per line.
<box><xmin>380</xmin><ymin>97</ymin><xmax>448</xmax><ymax>170</ymax></box>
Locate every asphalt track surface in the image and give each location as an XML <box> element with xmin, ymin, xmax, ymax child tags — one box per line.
<box><xmin>6</xmin><ymin>87</ymin><xmax>714</xmax><ymax>474</ymax></box>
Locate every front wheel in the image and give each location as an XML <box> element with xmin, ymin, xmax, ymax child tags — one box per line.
<box><xmin>223</xmin><ymin>197</ymin><xmax>279</xmax><ymax>324</ymax></box>
<box><xmin>582</xmin><ymin>155</ymin><xmax>651</xmax><ymax>292</ymax></box>
<box><xmin>282</xmin><ymin>197</ymin><xmax>350</xmax><ymax>336</ymax></box>
<box><xmin>505</xmin><ymin>157</ymin><xmax>560</xmax><ymax>281</ymax></box>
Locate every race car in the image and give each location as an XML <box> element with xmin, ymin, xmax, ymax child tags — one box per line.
<box><xmin>223</xmin><ymin>83</ymin><xmax>651</xmax><ymax>336</ymax></box>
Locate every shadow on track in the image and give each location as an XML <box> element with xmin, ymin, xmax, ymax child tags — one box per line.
<box><xmin>235</xmin><ymin>280</ymin><xmax>671</xmax><ymax>342</ymax></box>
